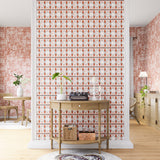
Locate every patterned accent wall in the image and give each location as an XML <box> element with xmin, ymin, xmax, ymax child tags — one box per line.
<box><xmin>36</xmin><ymin>0</ymin><xmax>125</xmax><ymax>141</ymax></box>
<box><xmin>0</xmin><ymin>27</ymin><xmax>31</xmax><ymax>116</ymax></box>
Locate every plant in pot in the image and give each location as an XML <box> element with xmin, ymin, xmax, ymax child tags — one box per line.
<box><xmin>140</xmin><ymin>85</ymin><xmax>149</xmax><ymax>104</ymax></box>
<box><xmin>13</xmin><ymin>73</ymin><xmax>23</xmax><ymax>97</ymax></box>
<box><xmin>13</xmin><ymin>74</ymin><xmax>30</xmax><ymax>97</ymax></box>
<box><xmin>52</xmin><ymin>72</ymin><xmax>72</xmax><ymax>100</ymax></box>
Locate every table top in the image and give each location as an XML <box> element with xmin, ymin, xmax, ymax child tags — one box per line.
<box><xmin>50</xmin><ymin>100</ymin><xmax>109</xmax><ymax>104</ymax></box>
<box><xmin>50</xmin><ymin>100</ymin><xmax>109</xmax><ymax>110</ymax></box>
<box><xmin>0</xmin><ymin>93</ymin><xmax>12</xmax><ymax>97</ymax></box>
<box><xmin>3</xmin><ymin>96</ymin><xmax>31</xmax><ymax>101</ymax></box>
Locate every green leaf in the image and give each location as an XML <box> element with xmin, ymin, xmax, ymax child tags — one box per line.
<box><xmin>52</xmin><ymin>72</ymin><xmax>60</xmax><ymax>80</ymax></box>
<box><xmin>63</xmin><ymin>75</ymin><xmax>72</xmax><ymax>83</ymax></box>
<box><xmin>19</xmin><ymin>75</ymin><xmax>23</xmax><ymax>79</ymax></box>
<box><xmin>139</xmin><ymin>85</ymin><xmax>150</xmax><ymax>104</ymax></box>
<box><xmin>13</xmin><ymin>80</ymin><xmax>20</xmax><ymax>86</ymax></box>
<box><xmin>14</xmin><ymin>74</ymin><xmax>23</xmax><ymax>80</ymax></box>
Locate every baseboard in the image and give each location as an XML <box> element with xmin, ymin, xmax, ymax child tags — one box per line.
<box><xmin>109</xmin><ymin>140</ymin><xmax>133</xmax><ymax>149</ymax></box>
<box><xmin>28</xmin><ymin>140</ymin><xmax>133</xmax><ymax>149</ymax></box>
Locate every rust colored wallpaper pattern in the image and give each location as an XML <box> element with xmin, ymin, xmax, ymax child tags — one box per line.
<box><xmin>130</xmin><ymin>13</ymin><xmax>160</xmax><ymax>93</ymax></box>
<box><xmin>0</xmin><ymin>27</ymin><xmax>31</xmax><ymax>116</ymax></box>
<box><xmin>146</xmin><ymin>13</ymin><xmax>160</xmax><ymax>92</ymax></box>
<box><xmin>36</xmin><ymin>0</ymin><xmax>125</xmax><ymax>141</ymax></box>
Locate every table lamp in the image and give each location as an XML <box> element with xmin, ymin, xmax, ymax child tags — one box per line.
<box><xmin>139</xmin><ymin>71</ymin><xmax>148</xmax><ymax>89</ymax></box>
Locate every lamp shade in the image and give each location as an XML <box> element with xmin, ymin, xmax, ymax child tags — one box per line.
<box><xmin>139</xmin><ymin>71</ymin><xmax>148</xmax><ymax>78</ymax></box>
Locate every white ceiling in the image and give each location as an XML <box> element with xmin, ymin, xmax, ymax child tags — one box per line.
<box><xmin>0</xmin><ymin>0</ymin><xmax>31</xmax><ymax>27</ymax></box>
<box><xmin>0</xmin><ymin>0</ymin><xmax>160</xmax><ymax>27</ymax></box>
<box><xmin>129</xmin><ymin>0</ymin><xmax>160</xmax><ymax>27</ymax></box>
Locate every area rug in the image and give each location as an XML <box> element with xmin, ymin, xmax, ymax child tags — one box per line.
<box><xmin>0</xmin><ymin>120</ymin><xmax>31</xmax><ymax>129</ymax></box>
<box><xmin>38</xmin><ymin>150</ymin><xmax>121</xmax><ymax>160</ymax></box>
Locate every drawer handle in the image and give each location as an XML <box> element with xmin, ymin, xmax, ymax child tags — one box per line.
<box><xmin>79</xmin><ymin>105</ymin><xmax>81</xmax><ymax>108</ymax></box>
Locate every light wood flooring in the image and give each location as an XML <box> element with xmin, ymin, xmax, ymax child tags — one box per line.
<box><xmin>0</xmin><ymin>120</ymin><xmax>160</xmax><ymax>160</ymax></box>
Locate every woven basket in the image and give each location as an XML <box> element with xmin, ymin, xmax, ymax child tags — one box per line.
<box><xmin>79</xmin><ymin>132</ymin><xmax>96</xmax><ymax>141</ymax></box>
<box><xmin>63</xmin><ymin>125</ymin><xmax>77</xmax><ymax>141</ymax></box>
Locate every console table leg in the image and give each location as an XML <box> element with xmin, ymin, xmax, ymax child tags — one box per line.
<box><xmin>107</xmin><ymin>103</ymin><xmax>109</xmax><ymax>149</ymax></box>
<box><xmin>99</xmin><ymin>143</ymin><xmax>101</xmax><ymax>154</ymax></box>
<box><xmin>107</xmin><ymin>139</ymin><xmax>109</xmax><ymax>150</ymax></box>
<box><xmin>59</xmin><ymin>103</ymin><xmax>61</xmax><ymax>154</ymax></box>
<box><xmin>51</xmin><ymin>140</ymin><xmax>53</xmax><ymax>149</ymax></box>
<box><xmin>59</xmin><ymin>142</ymin><xmax>61</xmax><ymax>154</ymax></box>
<box><xmin>51</xmin><ymin>108</ymin><xmax>53</xmax><ymax>149</ymax></box>
<box><xmin>98</xmin><ymin>104</ymin><xmax>101</xmax><ymax>154</ymax></box>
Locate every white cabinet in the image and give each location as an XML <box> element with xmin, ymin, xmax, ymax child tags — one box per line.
<box><xmin>135</xmin><ymin>93</ymin><xmax>160</xmax><ymax>129</ymax></box>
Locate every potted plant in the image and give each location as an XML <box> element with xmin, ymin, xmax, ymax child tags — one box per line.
<box><xmin>52</xmin><ymin>72</ymin><xmax>72</xmax><ymax>100</ymax></box>
<box><xmin>13</xmin><ymin>73</ymin><xmax>23</xmax><ymax>97</ymax></box>
<box><xmin>140</xmin><ymin>85</ymin><xmax>149</xmax><ymax>104</ymax></box>
<box><xmin>13</xmin><ymin>74</ymin><xmax>30</xmax><ymax>97</ymax></box>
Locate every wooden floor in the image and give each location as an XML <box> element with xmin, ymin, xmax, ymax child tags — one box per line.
<box><xmin>1</xmin><ymin>120</ymin><xmax>160</xmax><ymax>160</ymax></box>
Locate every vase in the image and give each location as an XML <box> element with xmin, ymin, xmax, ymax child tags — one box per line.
<box><xmin>57</xmin><ymin>94</ymin><xmax>66</xmax><ymax>101</ymax></box>
<box><xmin>17</xmin><ymin>85</ymin><xmax>23</xmax><ymax>97</ymax></box>
<box><xmin>144</xmin><ymin>89</ymin><xmax>149</xmax><ymax>93</ymax></box>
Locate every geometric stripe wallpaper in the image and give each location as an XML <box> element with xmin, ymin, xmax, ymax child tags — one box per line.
<box><xmin>36</xmin><ymin>0</ymin><xmax>125</xmax><ymax>142</ymax></box>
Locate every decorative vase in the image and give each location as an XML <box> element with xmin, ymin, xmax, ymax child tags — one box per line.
<box><xmin>144</xmin><ymin>89</ymin><xmax>149</xmax><ymax>93</ymax></box>
<box><xmin>17</xmin><ymin>85</ymin><xmax>23</xmax><ymax>97</ymax></box>
<box><xmin>57</xmin><ymin>94</ymin><xmax>66</xmax><ymax>101</ymax></box>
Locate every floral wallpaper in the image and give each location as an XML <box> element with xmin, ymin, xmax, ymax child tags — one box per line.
<box><xmin>145</xmin><ymin>13</ymin><xmax>160</xmax><ymax>92</ymax></box>
<box><xmin>36</xmin><ymin>0</ymin><xmax>125</xmax><ymax>141</ymax></box>
<box><xmin>0</xmin><ymin>0</ymin><xmax>130</xmax><ymax>144</ymax></box>
<box><xmin>130</xmin><ymin>13</ymin><xmax>160</xmax><ymax>93</ymax></box>
<box><xmin>0</xmin><ymin>27</ymin><xmax>31</xmax><ymax>116</ymax></box>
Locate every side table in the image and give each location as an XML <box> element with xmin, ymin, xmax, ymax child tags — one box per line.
<box><xmin>3</xmin><ymin>96</ymin><xmax>31</xmax><ymax>125</ymax></box>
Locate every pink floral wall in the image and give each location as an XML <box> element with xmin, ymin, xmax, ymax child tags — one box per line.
<box><xmin>0</xmin><ymin>27</ymin><xmax>31</xmax><ymax>116</ymax></box>
<box><xmin>145</xmin><ymin>13</ymin><xmax>160</xmax><ymax>92</ymax></box>
<box><xmin>130</xmin><ymin>27</ymin><xmax>147</xmax><ymax>93</ymax></box>
<box><xmin>130</xmin><ymin>13</ymin><xmax>160</xmax><ymax>93</ymax></box>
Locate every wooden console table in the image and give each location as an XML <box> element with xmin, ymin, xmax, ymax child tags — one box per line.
<box><xmin>50</xmin><ymin>100</ymin><xmax>110</xmax><ymax>154</ymax></box>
